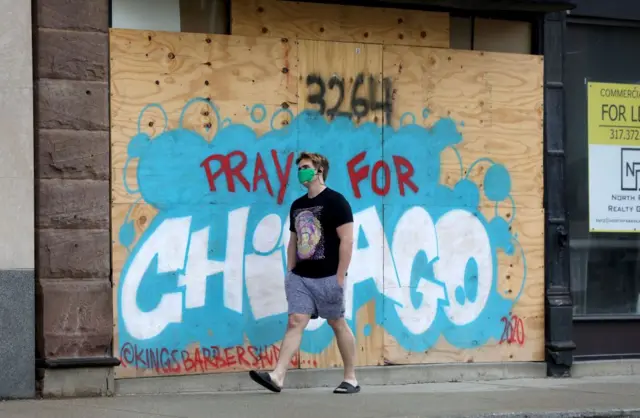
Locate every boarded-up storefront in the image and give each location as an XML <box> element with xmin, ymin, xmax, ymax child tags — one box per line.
<box><xmin>110</xmin><ymin>0</ymin><xmax>543</xmax><ymax>378</ymax></box>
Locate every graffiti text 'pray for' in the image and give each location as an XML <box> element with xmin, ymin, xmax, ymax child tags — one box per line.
<box><xmin>199</xmin><ymin>149</ymin><xmax>420</xmax><ymax>204</ymax></box>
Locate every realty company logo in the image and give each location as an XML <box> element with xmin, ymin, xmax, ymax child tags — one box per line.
<box><xmin>621</xmin><ymin>148</ymin><xmax>640</xmax><ymax>191</ymax></box>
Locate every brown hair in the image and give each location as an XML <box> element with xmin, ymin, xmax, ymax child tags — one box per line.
<box><xmin>296</xmin><ymin>151</ymin><xmax>329</xmax><ymax>181</ymax></box>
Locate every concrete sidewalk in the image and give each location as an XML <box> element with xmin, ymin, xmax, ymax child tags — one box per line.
<box><xmin>2</xmin><ymin>375</ymin><xmax>640</xmax><ymax>418</ymax></box>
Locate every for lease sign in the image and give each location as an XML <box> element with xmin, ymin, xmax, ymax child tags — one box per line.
<box><xmin>588</xmin><ymin>81</ymin><xmax>640</xmax><ymax>233</ymax></box>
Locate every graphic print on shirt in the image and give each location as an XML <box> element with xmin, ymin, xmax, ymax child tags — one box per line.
<box><xmin>293</xmin><ymin>205</ymin><xmax>325</xmax><ymax>260</ymax></box>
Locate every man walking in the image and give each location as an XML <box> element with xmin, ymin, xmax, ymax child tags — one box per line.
<box><xmin>249</xmin><ymin>151</ymin><xmax>359</xmax><ymax>394</ymax></box>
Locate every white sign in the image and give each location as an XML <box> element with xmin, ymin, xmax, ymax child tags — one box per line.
<box><xmin>588</xmin><ymin>82</ymin><xmax>640</xmax><ymax>232</ymax></box>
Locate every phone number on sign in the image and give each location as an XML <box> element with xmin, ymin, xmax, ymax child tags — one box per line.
<box><xmin>609</xmin><ymin>128</ymin><xmax>640</xmax><ymax>140</ymax></box>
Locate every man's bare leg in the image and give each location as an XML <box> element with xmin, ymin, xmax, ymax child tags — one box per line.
<box><xmin>269</xmin><ymin>313</ymin><xmax>310</xmax><ymax>388</ymax></box>
<box><xmin>328</xmin><ymin>318</ymin><xmax>357</xmax><ymax>386</ymax></box>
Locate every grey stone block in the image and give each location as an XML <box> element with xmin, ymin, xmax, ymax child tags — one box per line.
<box><xmin>572</xmin><ymin>360</ymin><xmax>640</xmax><ymax>378</ymax></box>
<box><xmin>37</xmin><ymin>229</ymin><xmax>110</xmax><ymax>278</ymax></box>
<box><xmin>37</xmin><ymin>79</ymin><xmax>109</xmax><ymax>131</ymax></box>
<box><xmin>34</xmin><ymin>0</ymin><xmax>109</xmax><ymax>32</ymax></box>
<box><xmin>0</xmin><ymin>269</ymin><xmax>35</xmax><ymax>399</ymax></box>
<box><xmin>36</xmin><ymin>278</ymin><xmax>112</xmax><ymax>359</ymax></box>
<box><xmin>37</xmin><ymin>179</ymin><xmax>109</xmax><ymax>229</ymax></box>
<box><xmin>37</xmin><ymin>129</ymin><xmax>109</xmax><ymax>181</ymax></box>
<box><xmin>39</xmin><ymin>367</ymin><xmax>114</xmax><ymax>398</ymax></box>
<box><xmin>36</xmin><ymin>29</ymin><xmax>108</xmax><ymax>81</ymax></box>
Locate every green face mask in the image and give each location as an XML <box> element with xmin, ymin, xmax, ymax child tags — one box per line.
<box><xmin>298</xmin><ymin>168</ymin><xmax>316</xmax><ymax>184</ymax></box>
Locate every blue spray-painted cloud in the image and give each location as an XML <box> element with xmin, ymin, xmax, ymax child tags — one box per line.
<box><xmin>117</xmin><ymin>97</ymin><xmax>525</xmax><ymax>363</ymax></box>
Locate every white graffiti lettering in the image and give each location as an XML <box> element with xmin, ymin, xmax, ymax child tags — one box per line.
<box><xmin>122</xmin><ymin>216</ymin><xmax>190</xmax><ymax>340</ymax></box>
<box><xmin>120</xmin><ymin>207</ymin><xmax>493</xmax><ymax>340</ymax></box>
<box><xmin>386</xmin><ymin>207</ymin><xmax>446</xmax><ymax>335</ymax></box>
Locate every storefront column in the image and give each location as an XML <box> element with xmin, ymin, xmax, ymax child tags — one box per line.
<box><xmin>33</xmin><ymin>0</ymin><xmax>118</xmax><ymax>397</ymax></box>
<box><xmin>543</xmin><ymin>11</ymin><xmax>576</xmax><ymax>377</ymax></box>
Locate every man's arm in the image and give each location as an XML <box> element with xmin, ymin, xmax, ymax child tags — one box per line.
<box><xmin>287</xmin><ymin>232</ymin><xmax>297</xmax><ymax>272</ymax></box>
<box><xmin>336</xmin><ymin>222</ymin><xmax>354</xmax><ymax>286</ymax></box>
<box><xmin>287</xmin><ymin>203</ymin><xmax>297</xmax><ymax>272</ymax></box>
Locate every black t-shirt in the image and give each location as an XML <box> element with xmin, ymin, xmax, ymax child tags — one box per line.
<box><xmin>289</xmin><ymin>188</ymin><xmax>354</xmax><ymax>278</ymax></box>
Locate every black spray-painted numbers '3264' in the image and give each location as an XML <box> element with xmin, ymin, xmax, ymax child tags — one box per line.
<box><xmin>306</xmin><ymin>73</ymin><xmax>393</xmax><ymax>123</ymax></box>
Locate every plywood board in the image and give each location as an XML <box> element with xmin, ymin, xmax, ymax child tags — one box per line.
<box><xmin>110</xmin><ymin>28</ymin><xmax>300</xmax><ymax>378</ymax></box>
<box><xmin>383</xmin><ymin>46</ymin><xmax>543</xmax><ymax>211</ymax></box>
<box><xmin>380</xmin><ymin>46</ymin><xmax>544</xmax><ymax>365</ymax></box>
<box><xmin>110</xmin><ymin>27</ymin><xmax>545</xmax><ymax>380</ymax></box>
<box><xmin>231</xmin><ymin>0</ymin><xmax>450</xmax><ymax>48</ymax></box>
<box><xmin>382</xmin><ymin>207</ymin><xmax>545</xmax><ymax>364</ymax></box>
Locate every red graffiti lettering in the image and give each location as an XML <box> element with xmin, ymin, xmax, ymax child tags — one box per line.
<box><xmin>273</xmin><ymin>150</ymin><xmax>294</xmax><ymax>205</ymax></box>
<box><xmin>192</xmin><ymin>347</ymin><xmax>206</xmax><ymax>373</ymax></box>
<box><xmin>347</xmin><ymin>151</ymin><xmax>369</xmax><ymax>199</ymax></box>
<box><xmin>170</xmin><ymin>349</ymin><xmax>182</xmax><ymax>373</ymax></box>
<box><xmin>200</xmin><ymin>151</ymin><xmax>250</xmax><ymax>193</ymax></box>
<box><xmin>237</xmin><ymin>346</ymin><xmax>251</xmax><ymax>367</ymax></box>
<box><xmin>200</xmin><ymin>149</ymin><xmax>418</xmax><ymax>201</ymax></box>
<box><xmin>213</xmin><ymin>345</ymin><xmax>226</xmax><ymax>368</ymax></box>
<box><xmin>227</xmin><ymin>151</ymin><xmax>250</xmax><ymax>192</ymax></box>
<box><xmin>119</xmin><ymin>343</ymin><xmax>299</xmax><ymax>374</ymax></box>
<box><xmin>371</xmin><ymin>160</ymin><xmax>391</xmax><ymax>196</ymax></box>
<box><xmin>200</xmin><ymin>150</ymin><xmax>293</xmax><ymax>205</ymax></box>
<box><xmin>347</xmin><ymin>152</ymin><xmax>418</xmax><ymax>198</ymax></box>
<box><xmin>247</xmin><ymin>345</ymin><xmax>261</xmax><ymax>367</ymax></box>
<box><xmin>181</xmin><ymin>350</ymin><xmax>193</xmax><ymax>371</ymax></box>
<box><xmin>224</xmin><ymin>347</ymin><xmax>237</xmax><ymax>368</ymax></box>
<box><xmin>160</xmin><ymin>348</ymin><xmax>171</xmax><ymax>373</ymax></box>
<box><xmin>499</xmin><ymin>314</ymin><xmax>525</xmax><ymax>346</ymax></box>
<box><xmin>200</xmin><ymin>154</ymin><xmax>229</xmax><ymax>191</ymax></box>
<box><xmin>133</xmin><ymin>344</ymin><xmax>147</xmax><ymax>368</ymax></box>
<box><xmin>201</xmin><ymin>347</ymin><xmax>216</xmax><ymax>371</ymax></box>
<box><xmin>252</xmin><ymin>153</ymin><xmax>274</xmax><ymax>196</ymax></box>
<box><xmin>393</xmin><ymin>155</ymin><xmax>418</xmax><ymax>196</ymax></box>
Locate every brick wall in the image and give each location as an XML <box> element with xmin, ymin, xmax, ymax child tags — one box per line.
<box><xmin>34</xmin><ymin>0</ymin><xmax>112</xmax><ymax>362</ymax></box>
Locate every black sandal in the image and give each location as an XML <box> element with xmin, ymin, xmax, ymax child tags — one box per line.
<box><xmin>333</xmin><ymin>381</ymin><xmax>361</xmax><ymax>394</ymax></box>
<box><xmin>249</xmin><ymin>370</ymin><xmax>282</xmax><ymax>393</ymax></box>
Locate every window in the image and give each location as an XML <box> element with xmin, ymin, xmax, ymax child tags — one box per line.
<box><xmin>110</xmin><ymin>0</ymin><xmax>229</xmax><ymax>33</ymax></box>
<box><xmin>450</xmin><ymin>16</ymin><xmax>534</xmax><ymax>54</ymax></box>
<box><xmin>565</xmin><ymin>21</ymin><xmax>640</xmax><ymax>317</ymax></box>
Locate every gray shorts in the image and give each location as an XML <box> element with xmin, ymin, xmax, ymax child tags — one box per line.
<box><xmin>285</xmin><ymin>272</ymin><xmax>345</xmax><ymax>320</ymax></box>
